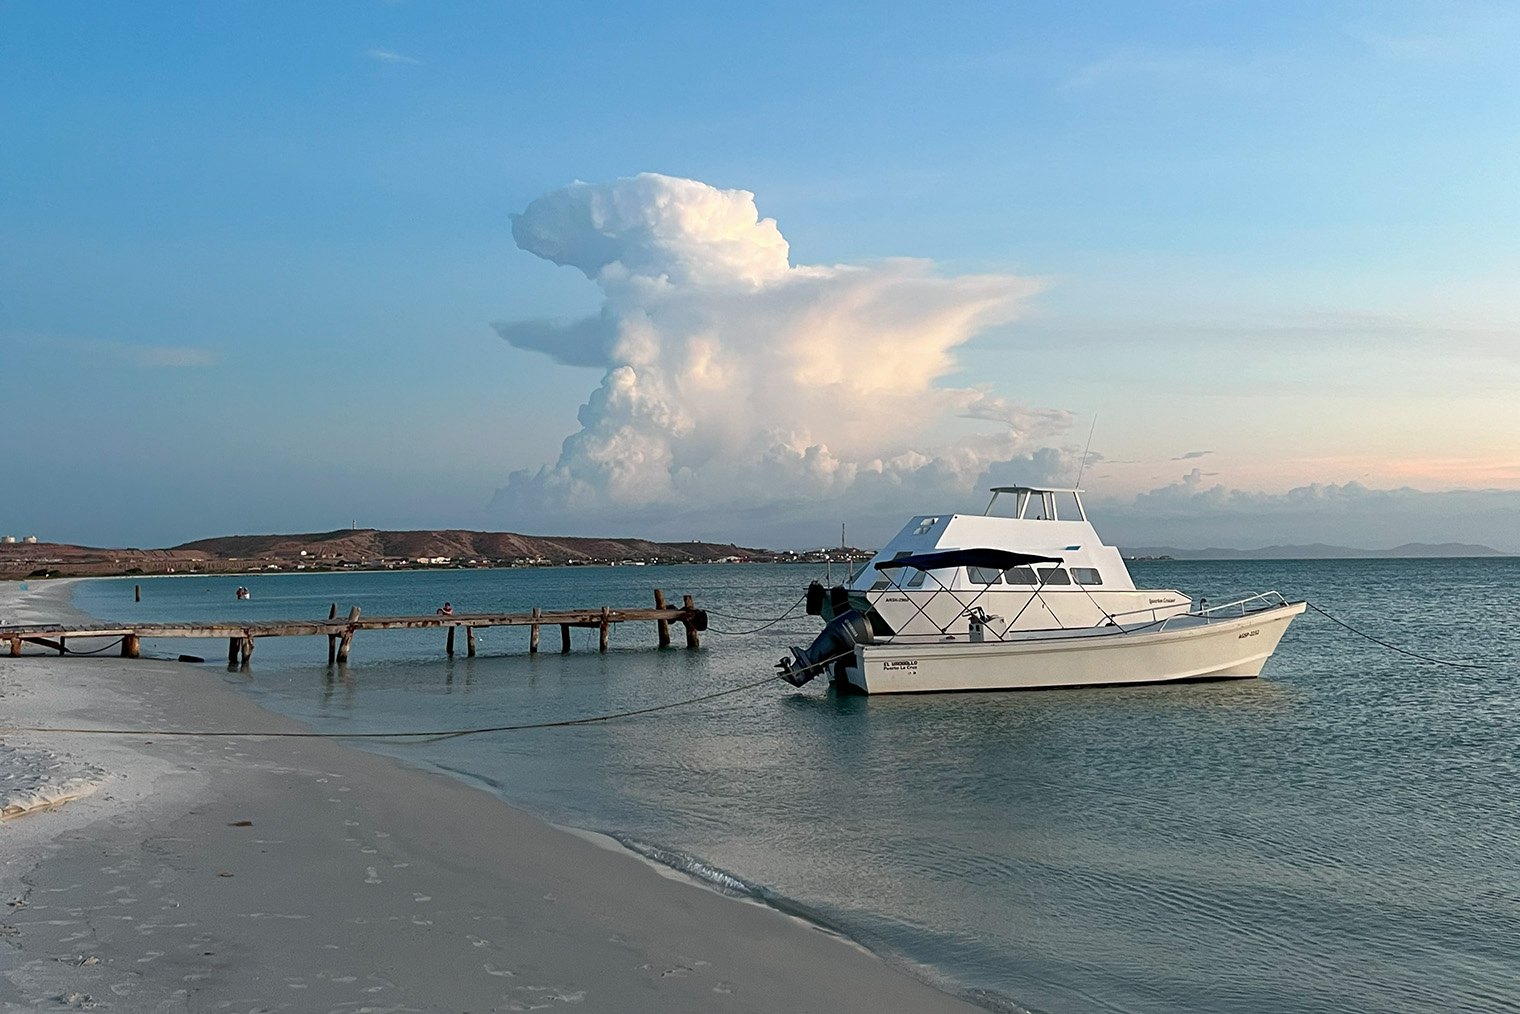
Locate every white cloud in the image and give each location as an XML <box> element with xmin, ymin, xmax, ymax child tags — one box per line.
<box><xmin>5</xmin><ymin>331</ymin><xmax>216</xmax><ymax>369</ymax></box>
<box><xmin>366</xmin><ymin>48</ymin><xmax>421</xmax><ymax>65</ymax></box>
<box><xmin>490</xmin><ymin>173</ymin><xmax>1062</xmax><ymax>541</ymax></box>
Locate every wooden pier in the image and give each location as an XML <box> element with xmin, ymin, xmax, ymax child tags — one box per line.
<box><xmin>1</xmin><ymin>590</ymin><xmax>706</xmax><ymax>664</ymax></box>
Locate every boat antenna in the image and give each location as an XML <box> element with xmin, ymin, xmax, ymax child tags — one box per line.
<box><xmin>1074</xmin><ymin>414</ymin><xmax>1098</xmax><ymax>488</ymax></box>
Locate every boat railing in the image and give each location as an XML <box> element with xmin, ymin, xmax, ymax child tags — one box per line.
<box><xmin>1155</xmin><ymin>590</ymin><xmax>1292</xmax><ymax>631</ymax></box>
<box><xmin>1101</xmin><ymin>601</ymin><xmax>1189</xmax><ymax>626</ymax></box>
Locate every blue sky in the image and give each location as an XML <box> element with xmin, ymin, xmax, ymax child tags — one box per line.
<box><xmin>3</xmin><ymin>1</ymin><xmax>1518</xmax><ymax>549</ymax></box>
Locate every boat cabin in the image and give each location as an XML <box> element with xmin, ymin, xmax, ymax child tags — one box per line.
<box><xmin>849</xmin><ymin>486</ymin><xmax>1138</xmax><ymax>594</ymax></box>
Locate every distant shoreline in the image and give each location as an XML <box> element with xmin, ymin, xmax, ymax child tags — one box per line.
<box><xmin>1</xmin><ymin>528</ymin><xmax>870</xmax><ymax>581</ymax></box>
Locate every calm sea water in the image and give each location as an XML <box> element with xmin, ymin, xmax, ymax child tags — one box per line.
<box><xmin>73</xmin><ymin>560</ymin><xmax>1520</xmax><ymax>1014</ymax></box>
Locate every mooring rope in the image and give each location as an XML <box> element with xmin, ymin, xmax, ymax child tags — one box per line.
<box><xmin>705</xmin><ymin>590</ymin><xmax>811</xmax><ymax>636</ymax></box>
<box><xmin>1305</xmin><ymin>601</ymin><xmax>1488</xmax><ymax>669</ymax></box>
<box><xmin>0</xmin><ymin>673</ymin><xmax>791</xmax><ymax>742</ymax></box>
<box><xmin>4</xmin><ymin>636</ymin><xmax>128</xmax><ymax>657</ymax></box>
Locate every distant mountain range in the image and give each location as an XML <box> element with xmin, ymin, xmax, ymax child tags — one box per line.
<box><xmin>1</xmin><ymin>528</ymin><xmax>811</xmax><ymax>578</ymax></box>
<box><xmin>1121</xmin><ymin>542</ymin><xmax>1508</xmax><ymax>560</ymax></box>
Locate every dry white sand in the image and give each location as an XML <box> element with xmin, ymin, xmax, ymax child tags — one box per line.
<box><xmin>1</xmin><ymin>581</ymin><xmax>981</xmax><ymax>1012</ymax></box>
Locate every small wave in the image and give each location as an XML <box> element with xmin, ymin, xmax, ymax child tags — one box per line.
<box><xmin>608</xmin><ymin>833</ymin><xmax>774</xmax><ymax>902</ymax></box>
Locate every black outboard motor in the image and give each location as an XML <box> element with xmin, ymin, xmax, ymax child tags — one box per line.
<box><xmin>776</xmin><ymin>609</ymin><xmax>874</xmax><ymax>687</ymax></box>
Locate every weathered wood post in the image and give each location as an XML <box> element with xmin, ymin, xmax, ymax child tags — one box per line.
<box><xmin>327</xmin><ymin>603</ymin><xmax>338</xmax><ymax>665</ymax></box>
<box><xmin>446</xmin><ymin>625</ymin><xmax>456</xmax><ymax>656</ymax></box>
<box><xmin>134</xmin><ymin>584</ymin><xmax>141</xmax><ymax>602</ymax></box>
<box><xmin>121</xmin><ymin>634</ymin><xmax>140</xmax><ymax>659</ymax></box>
<box><xmin>560</xmin><ymin>624</ymin><xmax>571</xmax><ymax>653</ymax></box>
<box><xmin>466</xmin><ymin>627</ymin><xmax>476</xmax><ymax>657</ymax></box>
<box><xmin>336</xmin><ymin>606</ymin><xmax>360</xmax><ymax>663</ymax></box>
<box><xmin>240</xmin><ymin>636</ymin><xmax>255</xmax><ymax>663</ymax></box>
<box><xmin>682</xmin><ymin>594</ymin><xmax>700</xmax><ymax>649</ymax></box>
<box><xmin>57</xmin><ymin>637</ymin><xmax>66</xmax><ymax>656</ymax></box>
<box><xmin>530</xmin><ymin>607</ymin><xmax>541</xmax><ymax>653</ymax></box>
<box><xmin>599</xmin><ymin>606</ymin><xmax>610</xmax><ymax>653</ymax></box>
<box><xmin>9</xmin><ymin>636</ymin><xmax>21</xmax><ymax>657</ymax></box>
<box><xmin>228</xmin><ymin>637</ymin><xmax>240</xmax><ymax>665</ymax></box>
<box><xmin>653</xmin><ymin>589</ymin><xmax>671</xmax><ymax>648</ymax></box>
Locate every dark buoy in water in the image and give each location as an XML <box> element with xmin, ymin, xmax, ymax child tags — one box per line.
<box><xmin>177</xmin><ymin>654</ymin><xmax>205</xmax><ymax>664</ymax></box>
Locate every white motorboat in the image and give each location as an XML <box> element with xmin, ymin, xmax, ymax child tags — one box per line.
<box><xmin>779</xmin><ymin>486</ymin><xmax>1304</xmax><ymax>694</ymax></box>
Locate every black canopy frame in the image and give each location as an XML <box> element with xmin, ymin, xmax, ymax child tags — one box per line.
<box><xmin>871</xmin><ymin>549</ymin><xmax>1066</xmax><ymax>637</ymax></box>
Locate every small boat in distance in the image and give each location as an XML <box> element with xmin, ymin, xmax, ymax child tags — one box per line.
<box><xmin>779</xmin><ymin>486</ymin><xmax>1304</xmax><ymax>694</ymax></box>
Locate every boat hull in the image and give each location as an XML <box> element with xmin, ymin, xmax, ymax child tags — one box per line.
<box><xmin>843</xmin><ymin>602</ymin><xmax>1305</xmax><ymax>695</ymax></box>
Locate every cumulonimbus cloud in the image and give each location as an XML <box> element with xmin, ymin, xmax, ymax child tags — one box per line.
<box><xmin>490</xmin><ymin>173</ymin><xmax>1069</xmax><ymax>540</ymax></box>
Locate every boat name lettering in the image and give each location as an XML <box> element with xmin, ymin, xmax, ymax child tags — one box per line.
<box><xmin>1238</xmin><ymin>629</ymin><xmax>1260</xmax><ymax>639</ymax></box>
<box><xmin>882</xmin><ymin>660</ymin><xmax>918</xmax><ymax>672</ymax></box>
<box><xmin>1148</xmin><ymin>597</ymin><xmax>1176</xmax><ymax>604</ymax></box>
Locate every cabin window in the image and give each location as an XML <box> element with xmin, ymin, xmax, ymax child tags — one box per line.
<box><xmin>1003</xmin><ymin>566</ymin><xmax>1038</xmax><ymax>585</ymax></box>
<box><xmin>906</xmin><ymin>568</ymin><xmax>929</xmax><ymax>588</ymax></box>
<box><xmin>1037</xmin><ymin>567</ymin><xmax>1071</xmax><ymax>586</ymax></box>
<box><xmin>870</xmin><ymin>578</ymin><xmax>891</xmax><ymax>590</ymax></box>
<box><xmin>1071</xmin><ymin>567</ymin><xmax>1103</xmax><ymax>585</ymax></box>
<box><xmin>911</xmin><ymin>517</ymin><xmax>940</xmax><ymax>536</ymax></box>
<box><xmin>967</xmin><ymin>566</ymin><xmax>1003</xmax><ymax>585</ymax></box>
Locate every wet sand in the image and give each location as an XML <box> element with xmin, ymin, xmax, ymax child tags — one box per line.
<box><xmin>1</xmin><ymin>582</ymin><xmax>980</xmax><ymax>1012</ymax></box>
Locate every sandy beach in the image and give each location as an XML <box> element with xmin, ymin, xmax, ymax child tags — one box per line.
<box><xmin>0</xmin><ymin>580</ymin><xmax>980</xmax><ymax>1013</ymax></box>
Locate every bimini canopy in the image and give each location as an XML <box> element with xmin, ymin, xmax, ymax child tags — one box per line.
<box><xmin>875</xmin><ymin>548</ymin><xmax>1062</xmax><ymax>572</ymax></box>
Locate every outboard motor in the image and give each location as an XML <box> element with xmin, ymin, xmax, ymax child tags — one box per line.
<box><xmin>776</xmin><ymin>609</ymin><xmax>874</xmax><ymax>687</ymax></box>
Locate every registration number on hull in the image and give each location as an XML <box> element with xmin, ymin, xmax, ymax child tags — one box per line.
<box><xmin>882</xmin><ymin>659</ymin><xmax>918</xmax><ymax>673</ymax></box>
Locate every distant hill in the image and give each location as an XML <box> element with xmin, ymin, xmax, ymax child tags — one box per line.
<box><xmin>172</xmin><ymin>528</ymin><xmax>771</xmax><ymax>566</ymax></box>
<box><xmin>1121</xmin><ymin>542</ymin><xmax>1508</xmax><ymax>560</ymax></box>
<box><xmin>1</xmin><ymin>528</ymin><xmax>811</xmax><ymax>578</ymax></box>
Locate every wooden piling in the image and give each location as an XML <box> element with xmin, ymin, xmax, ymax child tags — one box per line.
<box><xmin>121</xmin><ymin>634</ymin><xmax>140</xmax><ymax>659</ymax></box>
<box><xmin>9</xmin><ymin>636</ymin><xmax>20</xmax><ymax>657</ymax></box>
<box><xmin>240</xmin><ymin>636</ymin><xmax>255</xmax><ymax>663</ymax></box>
<box><xmin>653</xmin><ymin>589</ymin><xmax>671</xmax><ymax>647</ymax></box>
<box><xmin>446</xmin><ymin>625</ymin><xmax>456</xmax><ymax>656</ymax></box>
<box><xmin>327</xmin><ymin>603</ymin><xmax>338</xmax><ymax>665</ymax></box>
<box><xmin>228</xmin><ymin>637</ymin><xmax>240</xmax><ymax>665</ymax></box>
<box><xmin>529</xmin><ymin>607</ymin><xmax>541</xmax><ymax>653</ymax></box>
<box><xmin>682</xmin><ymin>595</ymin><xmax>700</xmax><ymax>649</ymax></box>
<box><xmin>599</xmin><ymin>606</ymin><xmax>610</xmax><ymax>653</ymax></box>
<box><xmin>57</xmin><ymin>637</ymin><xmax>66</xmax><ymax>656</ymax></box>
<box><xmin>467</xmin><ymin>627</ymin><xmax>476</xmax><ymax>657</ymax></box>
<box><xmin>336</xmin><ymin>606</ymin><xmax>360</xmax><ymax>663</ymax></box>
<box><xmin>560</xmin><ymin>624</ymin><xmax>571</xmax><ymax>653</ymax></box>
<box><xmin>134</xmin><ymin>584</ymin><xmax>141</xmax><ymax>603</ymax></box>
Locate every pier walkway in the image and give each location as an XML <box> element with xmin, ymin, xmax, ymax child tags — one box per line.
<box><xmin>2</xmin><ymin>591</ymin><xmax>706</xmax><ymax>663</ymax></box>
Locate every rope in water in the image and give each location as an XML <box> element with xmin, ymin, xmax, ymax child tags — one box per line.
<box><xmin>0</xmin><ymin>673</ymin><xmax>792</xmax><ymax>742</ymax></box>
<box><xmin>1305</xmin><ymin>600</ymin><xmax>1488</xmax><ymax>669</ymax></box>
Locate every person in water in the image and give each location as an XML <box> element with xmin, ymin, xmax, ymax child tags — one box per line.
<box><xmin>436</xmin><ymin>602</ymin><xmax>453</xmax><ymax>615</ymax></box>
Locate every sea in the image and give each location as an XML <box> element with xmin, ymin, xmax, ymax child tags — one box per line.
<box><xmin>72</xmin><ymin>558</ymin><xmax>1520</xmax><ymax>1014</ymax></box>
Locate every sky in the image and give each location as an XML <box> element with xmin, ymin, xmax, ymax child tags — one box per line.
<box><xmin>2</xmin><ymin>0</ymin><xmax>1518</xmax><ymax>551</ymax></box>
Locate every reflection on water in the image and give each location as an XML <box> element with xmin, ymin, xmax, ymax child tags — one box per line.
<box><xmin>75</xmin><ymin>559</ymin><xmax>1520</xmax><ymax>1014</ymax></box>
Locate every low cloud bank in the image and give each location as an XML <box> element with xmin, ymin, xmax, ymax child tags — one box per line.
<box><xmin>1097</xmin><ymin>470</ymin><xmax>1520</xmax><ymax>552</ymax></box>
<box><xmin>490</xmin><ymin>173</ymin><xmax>1066</xmax><ymax>542</ymax></box>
